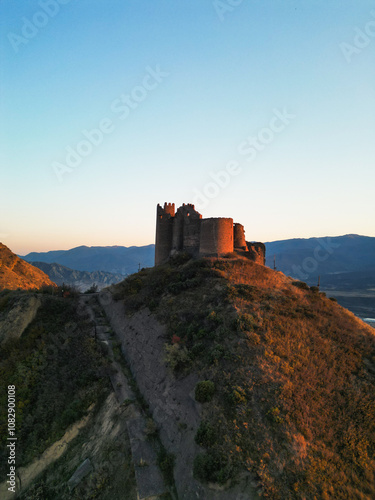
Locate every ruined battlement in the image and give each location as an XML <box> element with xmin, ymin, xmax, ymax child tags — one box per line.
<box><xmin>155</xmin><ymin>202</ymin><xmax>265</xmax><ymax>266</ymax></box>
<box><xmin>157</xmin><ymin>202</ymin><xmax>175</xmax><ymax>218</ymax></box>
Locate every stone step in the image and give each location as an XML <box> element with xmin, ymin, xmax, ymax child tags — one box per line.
<box><xmin>127</xmin><ymin>418</ymin><xmax>167</xmax><ymax>500</ymax></box>
<box><xmin>84</xmin><ymin>296</ymin><xmax>168</xmax><ymax>500</ymax></box>
<box><xmin>109</xmin><ymin>362</ymin><xmax>136</xmax><ymax>405</ymax></box>
<box><xmin>134</xmin><ymin>464</ymin><xmax>167</xmax><ymax>500</ymax></box>
<box><xmin>67</xmin><ymin>458</ymin><xmax>93</xmax><ymax>491</ymax></box>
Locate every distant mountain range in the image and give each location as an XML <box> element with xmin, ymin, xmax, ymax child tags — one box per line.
<box><xmin>30</xmin><ymin>262</ymin><xmax>124</xmax><ymax>292</ymax></box>
<box><xmin>20</xmin><ymin>235</ymin><xmax>375</xmax><ymax>319</ymax></box>
<box><xmin>265</xmin><ymin>234</ymin><xmax>375</xmax><ymax>320</ymax></box>
<box><xmin>0</xmin><ymin>243</ymin><xmax>55</xmax><ymax>291</ymax></box>
<box><xmin>265</xmin><ymin>234</ymin><xmax>375</xmax><ymax>276</ymax></box>
<box><xmin>22</xmin><ymin>244</ymin><xmax>155</xmax><ymax>275</ymax></box>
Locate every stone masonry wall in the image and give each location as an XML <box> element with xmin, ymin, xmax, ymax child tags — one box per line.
<box><xmin>246</xmin><ymin>242</ymin><xmax>266</xmax><ymax>265</ymax></box>
<box><xmin>155</xmin><ymin>202</ymin><xmax>265</xmax><ymax>266</ymax></box>
<box><xmin>234</xmin><ymin>223</ymin><xmax>247</xmax><ymax>250</ymax></box>
<box><xmin>199</xmin><ymin>218</ymin><xmax>234</xmax><ymax>256</ymax></box>
<box><xmin>155</xmin><ymin>204</ymin><xmax>175</xmax><ymax>266</ymax></box>
<box><xmin>182</xmin><ymin>217</ymin><xmax>201</xmax><ymax>257</ymax></box>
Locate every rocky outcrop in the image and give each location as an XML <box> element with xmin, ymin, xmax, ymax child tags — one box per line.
<box><xmin>0</xmin><ymin>294</ymin><xmax>41</xmax><ymax>344</ymax></box>
<box><xmin>0</xmin><ymin>409</ymin><xmax>92</xmax><ymax>500</ymax></box>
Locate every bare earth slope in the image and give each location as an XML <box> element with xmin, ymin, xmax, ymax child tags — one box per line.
<box><xmin>0</xmin><ymin>243</ymin><xmax>56</xmax><ymax>290</ymax></box>
<box><xmin>106</xmin><ymin>256</ymin><xmax>375</xmax><ymax>499</ymax></box>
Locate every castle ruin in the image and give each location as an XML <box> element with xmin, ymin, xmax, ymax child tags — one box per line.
<box><xmin>155</xmin><ymin>202</ymin><xmax>265</xmax><ymax>266</ymax></box>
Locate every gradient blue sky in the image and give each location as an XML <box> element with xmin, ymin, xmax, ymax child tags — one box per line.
<box><xmin>1</xmin><ymin>0</ymin><xmax>374</xmax><ymax>255</ymax></box>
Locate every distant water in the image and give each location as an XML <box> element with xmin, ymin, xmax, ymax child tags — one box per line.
<box><xmin>362</xmin><ymin>318</ymin><xmax>375</xmax><ymax>328</ymax></box>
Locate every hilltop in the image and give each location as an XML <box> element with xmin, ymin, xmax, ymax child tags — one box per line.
<box><xmin>1</xmin><ymin>254</ymin><xmax>374</xmax><ymax>498</ymax></box>
<box><xmin>0</xmin><ymin>243</ymin><xmax>56</xmax><ymax>291</ymax></box>
<box><xmin>20</xmin><ymin>234</ymin><xmax>375</xmax><ymax>319</ymax></box>
<box><xmin>105</xmin><ymin>255</ymin><xmax>375</xmax><ymax>499</ymax></box>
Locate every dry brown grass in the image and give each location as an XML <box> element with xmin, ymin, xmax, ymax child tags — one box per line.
<box><xmin>115</xmin><ymin>257</ymin><xmax>375</xmax><ymax>498</ymax></box>
<box><xmin>0</xmin><ymin>243</ymin><xmax>56</xmax><ymax>290</ymax></box>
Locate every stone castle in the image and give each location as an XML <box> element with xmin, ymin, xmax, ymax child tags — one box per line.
<box><xmin>155</xmin><ymin>202</ymin><xmax>265</xmax><ymax>266</ymax></box>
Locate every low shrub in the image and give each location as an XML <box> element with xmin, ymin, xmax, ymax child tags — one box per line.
<box><xmin>84</xmin><ymin>283</ymin><xmax>98</xmax><ymax>294</ymax></box>
<box><xmin>0</xmin><ymin>295</ymin><xmax>10</xmax><ymax>312</ymax></box>
<box><xmin>164</xmin><ymin>344</ymin><xmax>190</xmax><ymax>372</ymax></box>
<box><xmin>145</xmin><ymin>418</ymin><xmax>158</xmax><ymax>437</ymax></box>
<box><xmin>195</xmin><ymin>421</ymin><xmax>217</xmax><ymax>448</ymax></box>
<box><xmin>195</xmin><ymin>381</ymin><xmax>215</xmax><ymax>403</ymax></box>
<box><xmin>237</xmin><ymin>313</ymin><xmax>256</xmax><ymax>333</ymax></box>
<box><xmin>292</xmin><ymin>281</ymin><xmax>309</xmax><ymax>290</ymax></box>
<box><xmin>157</xmin><ymin>448</ymin><xmax>175</xmax><ymax>486</ymax></box>
<box><xmin>122</xmin><ymin>277</ymin><xmax>143</xmax><ymax>296</ymax></box>
<box><xmin>193</xmin><ymin>450</ymin><xmax>232</xmax><ymax>484</ymax></box>
<box><xmin>209</xmin><ymin>344</ymin><xmax>226</xmax><ymax>363</ymax></box>
<box><xmin>230</xmin><ymin>386</ymin><xmax>247</xmax><ymax>406</ymax></box>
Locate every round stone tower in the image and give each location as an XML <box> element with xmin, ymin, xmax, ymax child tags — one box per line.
<box><xmin>199</xmin><ymin>218</ymin><xmax>233</xmax><ymax>256</ymax></box>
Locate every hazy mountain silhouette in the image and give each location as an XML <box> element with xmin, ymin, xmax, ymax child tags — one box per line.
<box><xmin>265</xmin><ymin>234</ymin><xmax>375</xmax><ymax>276</ymax></box>
<box><xmin>265</xmin><ymin>234</ymin><xmax>375</xmax><ymax>319</ymax></box>
<box><xmin>30</xmin><ymin>261</ymin><xmax>124</xmax><ymax>292</ymax></box>
<box><xmin>20</xmin><ymin>236</ymin><xmax>375</xmax><ymax>318</ymax></box>
<box><xmin>22</xmin><ymin>245</ymin><xmax>155</xmax><ymax>275</ymax></box>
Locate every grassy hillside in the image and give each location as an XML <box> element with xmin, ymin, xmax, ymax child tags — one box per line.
<box><xmin>0</xmin><ymin>290</ymin><xmax>108</xmax><ymax>473</ymax></box>
<box><xmin>0</xmin><ymin>243</ymin><xmax>55</xmax><ymax>291</ymax></box>
<box><xmin>265</xmin><ymin>235</ymin><xmax>375</xmax><ymax>320</ymax></box>
<box><xmin>111</xmin><ymin>255</ymin><xmax>375</xmax><ymax>499</ymax></box>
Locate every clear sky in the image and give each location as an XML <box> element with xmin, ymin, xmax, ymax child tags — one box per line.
<box><xmin>1</xmin><ymin>0</ymin><xmax>374</xmax><ymax>255</ymax></box>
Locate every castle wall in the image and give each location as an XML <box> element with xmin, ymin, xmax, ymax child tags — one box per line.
<box><xmin>246</xmin><ymin>242</ymin><xmax>266</xmax><ymax>265</ymax></box>
<box><xmin>199</xmin><ymin>218</ymin><xmax>233</xmax><ymax>256</ymax></box>
<box><xmin>183</xmin><ymin>218</ymin><xmax>201</xmax><ymax>257</ymax></box>
<box><xmin>233</xmin><ymin>223</ymin><xmax>247</xmax><ymax>250</ymax></box>
<box><xmin>155</xmin><ymin>203</ymin><xmax>175</xmax><ymax>266</ymax></box>
<box><xmin>171</xmin><ymin>217</ymin><xmax>184</xmax><ymax>253</ymax></box>
<box><xmin>155</xmin><ymin>202</ymin><xmax>265</xmax><ymax>266</ymax></box>
<box><xmin>172</xmin><ymin>204</ymin><xmax>202</xmax><ymax>257</ymax></box>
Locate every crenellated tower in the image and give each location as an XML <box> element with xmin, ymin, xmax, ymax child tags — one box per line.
<box><xmin>154</xmin><ymin>202</ymin><xmax>265</xmax><ymax>266</ymax></box>
<box><xmin>155</xmin><ymin>203</ymin><xmax>175</xmax><ymax>266</ymax></box>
